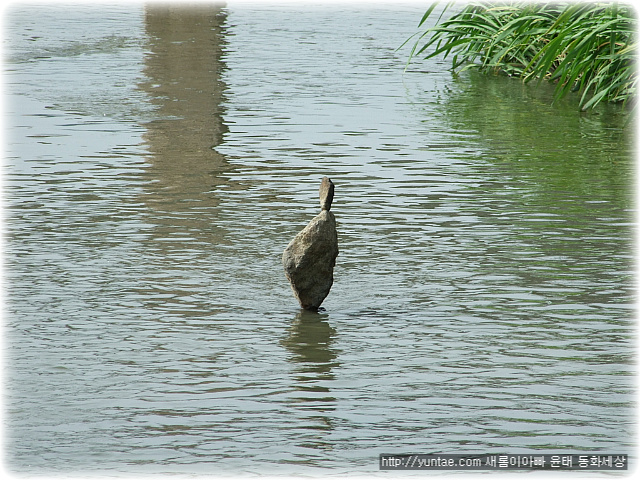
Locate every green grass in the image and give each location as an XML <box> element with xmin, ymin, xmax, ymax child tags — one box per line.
<box><xmin>405</xmin><ymin>2</ymin><xmax>637</xmax><ymax>110</ymax></box>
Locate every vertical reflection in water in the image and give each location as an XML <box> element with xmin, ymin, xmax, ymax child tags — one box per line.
<box><xmin>139</xmin><ymin>3</ymin><xmax>228</xmax><ymax>221</ymax></box>
<box><xmin>281</xmin><ymin>311</ymin><xmax>339</xmax><ymax>448</ymax></box>
<box><xmin>134</xmin><ymin>4</ymin><xmax>231</xmax><ymax>316</ymax></box>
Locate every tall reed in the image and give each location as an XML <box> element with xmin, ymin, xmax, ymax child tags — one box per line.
<box><xmin>405</xmin><ymin>2</ymin><xmax>637</xmax><ymax>110</ymax></box>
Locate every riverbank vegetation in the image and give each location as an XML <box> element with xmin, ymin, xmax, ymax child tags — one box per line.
<box><xmin>405</xmin><ymin>2</ymin><xmax>637</xmax><ymax>111</ymax></box>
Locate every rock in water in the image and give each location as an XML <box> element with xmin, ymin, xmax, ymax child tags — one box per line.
<box><xmin>283</xmin><ymin>177</ymin><xmax>339</xmax><ymax>310</ymax></box>
<box><xmin>319</xmin><ymin>176</ymin><xmax>334</xmax><ymax>211</ymax></box>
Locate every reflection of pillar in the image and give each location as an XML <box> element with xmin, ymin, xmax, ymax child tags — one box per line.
<box><xmin>140</xmin><ymin>3</ymin><xmax>228</xmax><ymax>210</ymax></box>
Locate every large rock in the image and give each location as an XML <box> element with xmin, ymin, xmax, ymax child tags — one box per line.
<box><xmin>283</xmin><ymin>178</ymin><xmax>339</xmax><ymax>311</ymax></box>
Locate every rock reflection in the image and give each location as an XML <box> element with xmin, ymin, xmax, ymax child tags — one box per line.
<box><xmin>281</xmin><ymin>311</ymin><xmax>339</xmax><ymax>442</ymax></box>
<box><xmin>283</xmin><ymin>310</ymin><xmax>339</xmax><ymax>377</ymax></box>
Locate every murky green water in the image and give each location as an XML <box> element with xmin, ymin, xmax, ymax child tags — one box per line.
<box><xmin>4</xmin><ymin>2</ymin><xmax>635</xmax><ymax>477</ymax></box>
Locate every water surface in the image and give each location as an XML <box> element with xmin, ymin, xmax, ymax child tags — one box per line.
<box><xmin>4</xmin><ymin>2</ymin><xmax>635</xmax><ymax>477</ymax></box>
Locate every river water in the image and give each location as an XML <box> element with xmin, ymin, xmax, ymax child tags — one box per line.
<box><xmin>3</xmin><ymin>2</ymin><xmax>635</xmax><ymax>477</ymax></box>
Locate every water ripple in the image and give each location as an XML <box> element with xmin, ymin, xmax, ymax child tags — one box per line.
<box><xmin>4</xmin><ymin>2</ymin><xmax>634</xmax><ymax>477</ymax></box>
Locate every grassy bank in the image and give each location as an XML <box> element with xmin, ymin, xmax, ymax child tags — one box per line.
<box><xmin>405</xmin><ymin>2</ymin><xmax>637</xmax><ymax>110</ymax></box>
